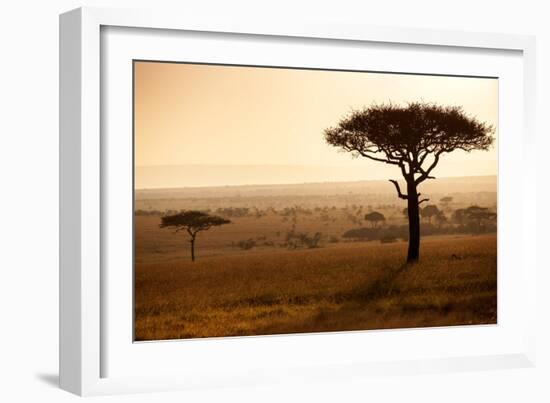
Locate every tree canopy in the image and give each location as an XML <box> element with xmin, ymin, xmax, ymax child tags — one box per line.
<box><xmin>160</xmin><ymin>210</ymin><xmax>230</xmax><ymax>234</ymax></box>
<box><xmin>364</xmin><ymin>211</ymin><xmax>386</xmax><ymax>227</ymax></box>
<box><xmin>324</xmin><ymin>102</ymin><xmax>494</xmax><ymax>186</ymax></box>
<box><xmin>421</xmin><ymin>205</ymin><xmax>440</xmax><ymax>222</ymax></box>
<box><xmin>463</xmin><ymin>206</ymin><xmax>497</xmax><ymax>223</ymax></box>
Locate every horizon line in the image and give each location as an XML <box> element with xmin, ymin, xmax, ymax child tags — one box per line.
<box><xmin>135</xmin><ymin>174</ymin><xmax>497</xmax><ymax>192</ymax></box>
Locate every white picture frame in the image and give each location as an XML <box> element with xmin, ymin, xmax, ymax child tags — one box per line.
<box><xmin>59</xmin><ymin>6</ymin><xmax>537</xmax><ymax>396</ymax></box>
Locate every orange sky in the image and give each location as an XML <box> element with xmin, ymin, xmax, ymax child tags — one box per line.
<box><xmin>134</xmin><ymin>61</ymin><xmax>498</xmax><ymax>188</ymax></box>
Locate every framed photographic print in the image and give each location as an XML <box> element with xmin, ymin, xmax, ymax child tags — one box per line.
<box><xmin>133</xmin><ymin>61</ymin><xmax>499</xmax><ymax>341</ymax></box>
<box><xmin>60</xmin><ymin>7</ymin><xmax>537</xmax><ymax>396</ymax></box>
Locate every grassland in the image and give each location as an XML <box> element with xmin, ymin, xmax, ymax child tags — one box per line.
<box><xmin>134</xmin><ymin>178</ymin><xmax>497</xmax><ymax>341</ymax></box>
<box><xmin>135</xmin><ymin>233</ymin><xmax>496</xmax><ymax>341</ymax></box>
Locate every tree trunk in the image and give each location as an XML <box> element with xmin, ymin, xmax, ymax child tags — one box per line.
<box><xmin>190</xmin><ymin>236</ymin><xmax>196</xmax><ymax>262</ymax></box>
<box><xmin>406</xmin><ymin>180</ymin><xmax>420</xmax><ymax>263</ymax></box>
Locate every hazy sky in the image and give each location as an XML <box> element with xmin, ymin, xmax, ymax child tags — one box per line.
<box><xmin>134</xmin><ymin>61</ymin><xmax>497</xmax><ymax>188</ymax></box>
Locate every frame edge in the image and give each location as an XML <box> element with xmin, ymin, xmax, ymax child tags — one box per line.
<box><xmin>59</xmin><ymin>7</ymin><xmax>83</xmax><ymax>396</ymax></box>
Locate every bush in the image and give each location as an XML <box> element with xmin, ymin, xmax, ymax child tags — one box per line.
<box><xmin>237</xmin><ymin>239</ymin><xmax>256</xmax><ymax>250</ymax></box>
<box><xmin>284</xmin><ymin>230</ymin><xmax>323</xmax><ymax>249</ymax></box>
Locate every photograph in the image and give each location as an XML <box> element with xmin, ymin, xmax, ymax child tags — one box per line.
<box><xmin>133</xmin><ymin>61</ymin><xmax>498</xmax><ymax>341</ymax></box>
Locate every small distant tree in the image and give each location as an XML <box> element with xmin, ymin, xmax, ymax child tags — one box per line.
<box><xmin>364</xmin><ymin>211</ymin><xmax>386</xmax><ymax>228</ymax></box>
<box><xmin>421</xmin><ymin>205</ymin><xmax>440</xmax><ymax>224</ymax></box>
<box><xmin>453</xmin><ymin>206</ymin><xmax>496</xmax><ymax>232</ymax></box>
<box><xmin>434</xmin><ymin>211</ymin><xmax>447</xmax><ymax>229</ymax></box>
<box><xmin>453</xmin><ymin>208</ymin><xmax>467</xmax><ymax>225</ymax></box>
<box><xmin>464</xmin><ymin>205</ymin><xmax>497</xmax><ymax>230</ymax></box>
<box><xmin>324</xmin><ymin>102</ymin><xmax>493</xmax><ymax>262</ymax></box>
<box><xmin>160</xmin><ymin>210</ymin><xmax>230</xmax><ymax>262</ymax></box>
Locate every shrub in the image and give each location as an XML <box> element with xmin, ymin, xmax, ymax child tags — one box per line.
<box><xmin>284</xmin><ymin>230</ymin><xmax>323</xmax><ymax>249</ymax></box>
<box><xmin>237</xmin><ymin>239</ymin><xmax>256</xmax><ymax>250</ymax></box>
<box><xmin>342</xmin><ymin>227</ymin><xmax>379</xmax><ymax>241</ymax></box>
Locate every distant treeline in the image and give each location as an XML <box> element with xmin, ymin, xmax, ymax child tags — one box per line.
<box><xmin>135</xmin><ymin>204</ymin><xmax>427</xmax><ymax>217</ymax></box>
<box><xmin>342</xmin><ymin>221</ymin><xmax>496</xmax><ymax>243</ymax></box>
<box><xmin>136</xmin><ymin>203</ymin><xmax>496</xmax><ymax>250</ymax></box>
<box><xmin>343</xmin><ymin>205</ymin><xmax>496</xmax><ymax>242</ymax></box>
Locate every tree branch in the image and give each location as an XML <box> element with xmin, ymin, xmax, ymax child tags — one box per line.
<box><xmin>416</xmin><ymin>151</ymin><xmax>442</xmax><ymax>184</ymax></box>
<box><xmin>389</xmin><ymin>179</ymin><xmax>408</xmax><ymax>200</ymax></box>
<box><xmin>418</xmin><ymin>198</ymin><xmax>429</xmax><ymax>205</ymax></box>
<box><xmin>358</xmin><ymin>150</ymin><xmax>401</xmax><ymax>165</ymax></box>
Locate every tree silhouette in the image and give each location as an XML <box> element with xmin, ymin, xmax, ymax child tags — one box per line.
<box><xmin>364</xmin><ymin>211</ymin><xmax>385</xmax><ymax>228</ymax></box>
<box><xmin>464</xmin><ymin>205</ymin><xmax>497</xmax><ymax>230</ymax></box>
<box><xmin>324</xmin><ymin>102</ymin><xmax>493</xmax><ymax>263</ymax></box>
<box><xmin>160</xmin><ymin>210</ymin><xmax>230</xmax><ymax>262</ymax></box>
<box><xmin>452</xmin><ymin>208</ymin><xmax>467</xmax><ymax>225</ymax></box>
<box><xmin>433</xmin><ymin>211</ymin><xmax>447</xmax><ymax>229</ymax></box>
<box><xmin>421</xmin><ymin>204</ymin><xmax>440</xmax><ymax>224</ymax></box>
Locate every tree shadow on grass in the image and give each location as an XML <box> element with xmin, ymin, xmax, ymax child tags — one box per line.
<box><xmin>331</xmin><ymin>262</ymin><xmax>410</xmax><ymax>304</ymax></box>
<box><xmin>307</xmin><ymin>261</ymin><xmax>496</xmax><ymax>332</ymax></box>
<box><xmin>253</xmin><ymin>263</ymin><xmax>413</xmax><ymax>336</ymax></box>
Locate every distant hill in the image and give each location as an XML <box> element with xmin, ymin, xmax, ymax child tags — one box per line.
<box><xmin>135</xmin><ymin>163</ymin><xmax>496</xmax><ymax>190</ymax></box>
<box><xmin>136</xmin><ymin>175</ymin><xmax>497</xmax><ymax>200</ymax></box>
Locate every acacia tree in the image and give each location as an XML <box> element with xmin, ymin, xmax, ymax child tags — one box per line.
<box><xmin>421</xmin><ymin>204</ymin><xmax>440</xmax><ymax>224</ymax></box>
<box><xmin>160</xmin><ymin>210</ymin><xmax>231</xmax><ymax>262</ymax></box>
<box><xmin>324</xmin><ymin>102</ymin><xmax>493</xmax><ymax>263</ymax></box>
<box><xmin>433</xmin><ymin>211</ymin><xmax>447</xmax><ymax>229</ymax></box>
<box><xmin>464</xmin><ymin>205</ymin><xmax>497</xmax><ymax>230</ymax></box>
<box><xmin>364</xmin><ymin>211</ymin><xmax>385</xmax><ymax>228</ymax></box>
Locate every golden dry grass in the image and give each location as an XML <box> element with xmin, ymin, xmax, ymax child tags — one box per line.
<box><xmin>135</xmin><ymin>233</ymin><xmax>496</xmax><ymax>341</ymax></box>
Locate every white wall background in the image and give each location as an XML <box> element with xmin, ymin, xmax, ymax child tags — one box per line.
<box><xmin>0</xmin><ymin>1</ymin><xmax>547</xmax><ymax>402</ymax></box>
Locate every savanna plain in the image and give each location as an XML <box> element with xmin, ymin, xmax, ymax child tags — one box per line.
<box><xmin>134</xmin><ymin>176</ymin><xmax>497</xmax><ymax>341</ymax></box>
